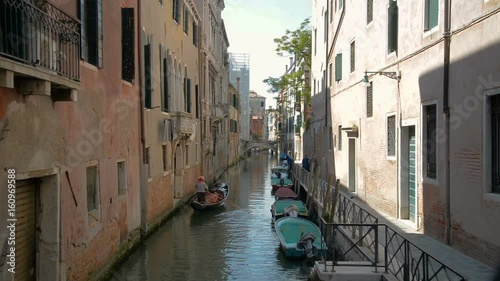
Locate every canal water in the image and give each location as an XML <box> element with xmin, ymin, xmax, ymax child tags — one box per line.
<box><xmin>110</xmin><ymin>152</ymin><xmax>313</xmax><ymax>281</ymax></box>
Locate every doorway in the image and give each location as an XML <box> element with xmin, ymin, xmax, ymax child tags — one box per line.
<box><xmin>400</xmin><ymin>125</ymin><xmax>417</xmax><ymax>223</ymax></box>
<box><xmin>348</xmin><ymin>138</ymin><xmax>356</xmax><ymax>193</ymax></box>
<box><xmin>174</xmin><ymin>144</ymin><xmax>184</xmax><ymax>198</ymax></box>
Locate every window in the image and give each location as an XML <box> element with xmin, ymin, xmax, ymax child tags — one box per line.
<box><xmin>314</xmin><ymin>29</ymin><xmax>317</xmax><ymax>55</ymax></box>
<box><xmin>338</xmin><ymin>125</ymin><xmax>342</xmax><ymax>151</ymax></box>
<box><xmin>145</xmin><ymin>147</ymin><xmax>151</xmax><ymax>178</ymax></box>
<box><xmin>121</xmin><ymin>8</ymin><xmax>135</xmax><ymax>82</ymax></box>
<box><xmin>193</xmin><ymin>22</ymin><xmax>199</xmax><ymax>47</ymax></box>
<box><xmin>80</xmin><ymin>0</ymin><xmax>103</xmax><ymax>67</ymax></box>
<box><xmin>324</xmin><ymin>10</ymin><xmax>328</xmax><ymax>42</ymax></box>
<box><xmin>350</xmin><ymin>41</ymin><xmax>355</xmax><ymax>73</ymax></box>
<box><xmin>161</xmin><ymin>55</ymin><xmax>169</xmax><ymax>112</ymax></box>
<box><xmin>338</xmin><ymin>0</ymin><xmax>344</xmax><ymax>10</ymax></box>
<box><xmin>423</xmin><ymin>104</ymin><xmax>437</xmax><ymax>179</ymax></box>
<box><xmin>144</xmin><ymin>42</ymin><xmax>152</xmax><ymax>108</ymax></box>
<box><xmin>367</xmin><ymin>0</ymin><xmax>373</xmax><ymax>24</ymax></box>
<box><xmin>185</xmin><ymin>145</ymin><xmax>189</xmax><ymax>166</ymax></box>
<box><xmin>173</xmin><ymin>0</ymin><xmax>180</xmax><ymax>23</ymax></box>
<box><xmin>117</xmin><ymin>161</ymin><xmax>126</xmax><ymax>195</ymax></box>
<box><xmin>388</xmin><ymin>0</ymin><xmax>398</xmax><ymax>54</ymax></box>
<box><xmin>195</xmin><ymin>85</ymin><xmax>199</xmax><ymax>118</ymax></box>
<box><xmin>329</xmin><ymin>127</ymin><xmax>333</xmax><ymax>150</ymax></box>
<box><xmin>387</xmin><ymin>115</ymin><xmax>396</xmax><ymax>157</ymax></box>
<box><xmin>183</xmin><ymin>6</ymin><xmax>189</xmax><ymax>34</ymax></box>
<box><xmin>424</xmin><ymin>0</ymin><xmax>439</xmax><ymax>31</ymax></box>
<box><xmin>490</xmin><ymin>95</ymin><xmax>500</xmax><ymax>193</ymax></box>
<box><xmin>162</xmin><ymin>145</ymin><xmax>168</xmax><ymax>171</ymax></box>
<box><xmin>86</xmin><ymin>165</ymin><xmax>99</xmax><ymax>212</ymax></box>
<box><xmin>330</xmin><ymin>0</ymin><xmax>333</xmax><ymax>22</ymax></box>
<box><xmin>329</xmin><ymin>63</ymin><xmax>332</xmax><ymax>86</ymax></box>
<box><xmin>313</xmin><ymin>79</ymin><xmax>316</xmax><ymax>94</ymax></box>
<box><xmin>184</xmin><ymin>77</ymin><xmax>191</xmax><ymax>113</ymax></box>
<box><xmin>367</xmin><ymin>82</ymin><xmax>373</xmax><ymax>118</ymax></box>
<box><xmin>335</xmin><ymin>53</ymin><xmax>342</xmax><ymax>82</ymax></box>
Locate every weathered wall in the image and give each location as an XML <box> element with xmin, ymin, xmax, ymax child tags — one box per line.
<box><xmin>323</xmin><ymin>0</ymin><xmax>500</xmax><ymax>268</ymax></box>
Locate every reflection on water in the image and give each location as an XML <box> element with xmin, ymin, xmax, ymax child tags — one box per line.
<box><xmin>110</xmin><ymin>153</ymin><xmax>312</xmax><ymax>281</ymax></box>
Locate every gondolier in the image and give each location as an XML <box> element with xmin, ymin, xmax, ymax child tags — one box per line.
<box><xmin>196</xmin><ymin>176</ymin><xmax>209</xmax><ymax>203</ymax></box>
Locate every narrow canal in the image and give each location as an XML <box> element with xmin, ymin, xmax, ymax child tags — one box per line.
<box><xmin>110</xmin><ymin>152</ymin><xmax>313</xmax><ymax>281</ymax></box>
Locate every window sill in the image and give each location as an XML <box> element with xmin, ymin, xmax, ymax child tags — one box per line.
<box><xmin>148</xmin><ymin>177</ymin><xmax>153</xmax><ymax>183</ymax></box>
<box><xmin>387</xmin><ymin>156</ymin><xmax>396</xmax><ymax>161</ymax></box>
<box><xmin>121</xmin><ymin>80</ymin><xmax>134</xmax><ymax>87</ymax></box>
<box><xmin>422</xmin><ymin>177</ymin><xmax>438</xmax><ymax>186</ymax></box>
<box><xmin>81</xmin><ymin>61</ymin><xmax>99</xmax><ymax>71</ymax></box>
<box><xmin>163</xmin><ymin>170</ymin><xmax>173</xmax><ymax>177</ymax></box>
<box><xmin>483</xmin><ymin>193</ymin><xmax>500</xmax><ymax>203</ymax></box>
<box><xmin>88</xmin><ymin>210</ymin><xmax>100</xmax><ymax>224</ymax></box>
<box><xmin>422</xmin><ymin>26</ymin><xmax>440</xmax><ymax>39</ymax></box>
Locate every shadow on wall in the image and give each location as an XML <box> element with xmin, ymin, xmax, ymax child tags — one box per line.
<box><xmin>418</xmin><ymin>40</ymin><xmax>500</xmax><ymax>268</ymax></box>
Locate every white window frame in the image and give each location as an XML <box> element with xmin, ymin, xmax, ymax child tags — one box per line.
<box><xmin>483</xmin><ymin>89</ymin><xmax>500</xmax><ymax>202</ymax></box>
<box><xmin>386</xmin><ymin>112</ymin><xmax>397</xmax><ymax>160</ymax></box>
<box><xmin>421</xmin><ymin>100</ymin><xmax>439</xmax><ymax>185</ymax></box>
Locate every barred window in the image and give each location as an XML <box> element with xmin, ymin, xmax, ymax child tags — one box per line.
<box><xmin>367</xmin><ymin>82</ymin><xmax>373</xmax><ymax>118</ymax></box>
<box><xmin>387</xmin><ymin>115</ymin><xmax>396</xmax><ymax>157</ymax></box>
<box><xmin>424</xmin><ymin>104</ymin><xmax>437</xmax><ymax>179</ymax></box>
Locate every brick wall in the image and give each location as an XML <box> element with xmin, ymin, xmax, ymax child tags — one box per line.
<box><xmin>67</xmin><ymin>222</ymin><xmax>120</xmax><ymax>281</ymax></box>
<box><xmin>147</xmin><ymin>174</ymin><xmax>174</xmax><ymax>224</ymax></box>
<box><xmin>452</xmin><ymin>224</ymin><xmax>500</xmax><ymax>268</ymax></box>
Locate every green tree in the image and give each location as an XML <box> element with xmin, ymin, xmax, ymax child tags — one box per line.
<box><xmin>263</xmin><ymin>18</ymin><xmax>312</xmax><ymax>105</ymax></box>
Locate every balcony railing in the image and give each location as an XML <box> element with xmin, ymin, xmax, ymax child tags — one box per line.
<box><xmin>0</xmin><ymin>0</ymin><xmax>80</xmax><ymax>81</ymax></box>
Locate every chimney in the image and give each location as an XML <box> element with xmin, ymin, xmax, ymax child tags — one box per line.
<box><xmin>236</xmin><ymin>77</ymin><xmax>240</xmax><ymax>93</ymax></box>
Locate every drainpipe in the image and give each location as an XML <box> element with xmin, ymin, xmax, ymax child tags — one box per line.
<box><xmin>137</xmin><ymin>0</ymin><xmax>148</xmax><ymax>237</ymax></box>
<box><xmin>443</xmin><ymin>0</ymin><xmax>452</xmax><ymax>246</ymax></box>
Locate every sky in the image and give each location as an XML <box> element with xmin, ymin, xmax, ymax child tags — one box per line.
<box><xmin>222</xmin><ymin>0</ymin><xmax>312</xmax><ymax>109</ymax></box>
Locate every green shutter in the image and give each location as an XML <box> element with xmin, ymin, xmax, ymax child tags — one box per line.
<box><xmin>427</xmin><ymin>0</ymin><xmax>439</xmax><ymax>30</ymax></box>
<box><xmin>388</xmin><ymin>0</ymin><xmax>398</xmax><ymax>53</ymax></box>
<box><xmin>335</xmin><ymin>53</ymin><xmax>342</xmax><ymax>82</ymax></box>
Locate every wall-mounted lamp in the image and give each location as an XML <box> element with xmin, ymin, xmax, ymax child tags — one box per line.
<box><xmin>363</xmin><ymin>70</ymin><xmax>401</xmax><ymax>86</ymax></box>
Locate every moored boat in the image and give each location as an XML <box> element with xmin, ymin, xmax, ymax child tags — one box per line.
<box><xmin>275</xmin><ymin>216</ymin><xmax>326</xmax><ymax>260</ymax></box>
<box><xmin>189</xmin><ymin>182</ymin><xmax>229</xmax><ymax>211</ymax></box>
<box><xmin>271</xmin><ymin>178</ymin><xmax>293</xmax><ymax>192</ymax></box>
<box><xmin>274</xmin><ymin>187</ymin><xmax>298</xmax><ymax>200</ymax></box>
<box><xmin>270</xmin><ymin>199</ymin><xmax>309</xmax><ymax>223</ymax></box>
<box><xmin>271</xmin><ymin>165</ymin><xmax>289</xmax><ymax>179</ymax></box>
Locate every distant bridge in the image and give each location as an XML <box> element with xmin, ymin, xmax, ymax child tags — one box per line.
<box><xmin>244</xmin><ymin>140</ymin><xmax>278</xmax><ymax>152</ymax></box>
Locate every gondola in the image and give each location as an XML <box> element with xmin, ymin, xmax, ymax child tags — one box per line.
<box><xmin>189</xmin><ymin>182</ymin><xmax>229</xmax><ymax>211</ymax></box>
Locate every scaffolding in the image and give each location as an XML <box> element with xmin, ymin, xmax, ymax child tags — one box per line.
<box><xmin>229</xmin><ymin>53</ymin><xmax>251</xmax><ymax>140</ymax></box>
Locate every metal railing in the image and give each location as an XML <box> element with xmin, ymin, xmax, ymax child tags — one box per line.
<box><xmin>318</xmin><ymin>223</ymin><xmax>466</xmax><ymax>281</ymax></box>
<box><xmin>0</xmin><ymin>0</ymin><xmax>80</xmax><ymax>81</ymax></box>
<box><xmin>292</xmin><ymin>166</ymin><xmax>466</xmax><ymax>281</ymax></box>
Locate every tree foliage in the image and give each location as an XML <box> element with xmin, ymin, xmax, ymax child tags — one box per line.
<box><xmin>263</xmin><ymin>18</ymin><xmax>312</xmax><ymax>106</ymax></box>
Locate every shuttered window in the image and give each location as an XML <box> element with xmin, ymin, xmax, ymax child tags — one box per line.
<box><xmin>121</xmin><ymin>8</ymin><xmax>135</xmax><ymax>83</ymax></box>
<box><xmin>80</xmin><ymin>0</ymin><xmax>103</xmax><ymax>67</ymax></box>
<box><xmin>162</xmin><ymin>56</ymin><xmax>169</xmax><ymax>111</ymax></box>
<box><xmin>338</xmin><ymin>125</ymin><xmax>342</xmax><ymax>151</ymax></box>
<box><xmin>350</xmin><ymin>41</ymin><xmax>355</xmax><ymax>73</ymax></box>
<box><xmin>425</xmin><ymin>0</ymin><xmax>439</xmax><ymax>31</ymax></box>
<box><xmin>144</xmin><ymin>42</ymin><xmax>152</xmax><ymax>109</ymax></box>
<box><xmin>387</xmin><ymin>0</ymin><xmax>398</xmax><ymax>54</ymax></box>
<box><xmin>193</xmin><ymin>22</ymin><xmax>199</xmax><ymax>47</ymax></box>
<box><xmin>424</xmin><ymin>104</ymin><xmax>437</xmax><ymax>179</ymax></box>
<box><xmin>86</xmin><ymin>166</ymin><xmax>99</xmax><ymax>212</ymax></box>
<box><xmin>367</xmin><ymin>0</ymin><xmax>373</xmax><ymax>24</ymax></box>
<box><xmin>183</xmin><ymin>6</ymin><xmax>189</xmax><ymax>34</ymax></box>
<box><xmin>387</xmin><ymin>115</ymin><xmax>396</xmax><ymax>157</ymax></box>
<box><xmin>186</xmin><ymin>78</ymin><xmax>192</xmax><ymax>113</ymax></box>
<box><xmin>335</xmin><ymin>53</ymin><xmax>342</xmax><ymax>82</ymax></box>
<box><xmin>195</xmin><ymin>85</ymin><xmax>199</xmax><ymax>118</ymax></box>
<box><xmin>491</xmin><ymin>95</ymin><xmax>500</xmax><ymax>193</ymax></box>
<box><xmin>367</xmin><ymin>82</ymin><xmax>373</xmax><ymax>118</ymax></box>
<box><xmin>173</xmin><ymin>0</ymin><xmax>180</xmax><ymax>23</ymax></box>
